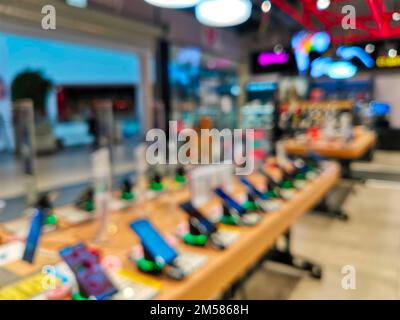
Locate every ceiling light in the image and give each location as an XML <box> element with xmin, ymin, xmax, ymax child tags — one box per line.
<box><xmin>328</xmin><ymin>61</ymin><xmax>357</xmax><ymax>80</ymax></box>
<box><xmin>316</xmin><ymin>0</ymin><xmax>330</xmax><ymax>10</ymax></box>
<box><xmin>144</xmin><ymin>0</ymin><xmax>201</xmax><ymax>9</ymax></box>
<box><xmin>388</xmin><ymin>49</ymin><xmax>398</xmax><ymax>58</ymax></box>
<box><xmin>66</xmin><ymin>0</ymin><xmax>87</xmax><ymax>8</ymax></box>
<box><xmin>393</xmin><ymin>12</ymin><xmax>400</xmax><ymax>21</ymax></box>
<box><xmin>261</xmin><ymin>0</ymin><xmax>271</xmax><ymax>13</ymax></box>
<box><xmin>365</xmin><ymin>43</ymin><xmax>375</xmax><ymax>54</ymax></box>
<box><xmin>195</xmin><ymin>0</ymin><xmax>252</xmax><ymax>27</ymax></box>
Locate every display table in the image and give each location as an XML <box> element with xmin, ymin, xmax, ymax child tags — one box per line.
<box><xmin>283</xmin><ymin>127</ymin><xmax>376</xmax><ymax>160</ymax></box>
<box><xmin>0</xmin><ymin>162</ymin><xmax>340</xmax><ymax>300</ymax></box>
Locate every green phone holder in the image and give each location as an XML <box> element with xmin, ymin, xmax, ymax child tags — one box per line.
<box><xmin>282</xmin><ymin>180</ymin><xmax>294</xmax><ymax>189</ymax></box>
<box><xmin>242</xmin><ymin>200</ymin><xmax>258</xmax><ymax>211</ymax></box>
<box><xmin>265</xmin><ymin>189</ymin><xmax>278</xmax><ymax>199</ymax></box>
<box><xmin>150</xmin><ymin>181</ymin><xmax>164</xmax><ymax>192</ymax></box>
<box><xmin>121</xmin><ymin>191</ymin><xmax>135</xmax><ymax>201</ymax></box>
<box><xmin>72</xmin><ymin>291</ymin><xmax>91</xmax><ymax>301</ymax></box>
<box><xmin>295</xmin><ymin>172</ymin><xmax>306</xmax><ymax>181</ymax></box>
<box><xmin>136</xmin><ymin>257</ymin><xmax>164</xmax><ymax>274</ymax></box>
<box><xmin>44</xmin><ymin>214</ymin><xmax>57</xmax><ymax>226</ymax></box>
<box><xmin>183</xmin><ymin>232</ymin><xmax>208</xmax><ymax>246</ymax></box>
<box><xmin>220</xmin><ymin>215</ymin><xmax>238</xmax><ymax>225</ymax></box>
<box><xmin>84</xmin><ymin>200</ymin><xmax>95</xmax><ymax>212</ymax></box>
<box><xmin>175</xmin><ymin>175</ymin><xmax>186</xmax><ymax>183</ymax></box>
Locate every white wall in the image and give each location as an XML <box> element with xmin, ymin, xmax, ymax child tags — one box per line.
<box><xmin>374</xmin><ymin>73</ymin><xmax>400</xmax><ymax>128</ymax></box>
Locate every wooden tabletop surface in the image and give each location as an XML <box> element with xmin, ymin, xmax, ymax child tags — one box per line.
<box><xmin>283</xmin><ymin>127</ymin><xmax>376</xmax><ymax>159</ymax></box>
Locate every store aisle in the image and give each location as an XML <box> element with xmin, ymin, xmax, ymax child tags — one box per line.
<box><xmin>239</xmin><ymin>181</ymin><xmax>400</xmax><ymax>299</ymax></box>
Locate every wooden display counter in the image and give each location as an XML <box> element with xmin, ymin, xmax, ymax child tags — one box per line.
<box><xmin>283</xmin><ymin>127</ymin><xmax>376</xmax><ymax>160</ymax></box>
<box><xmin>0</xmin><ymin>162</ymin><xmax>340</xmax><ymax>300</ymax></box>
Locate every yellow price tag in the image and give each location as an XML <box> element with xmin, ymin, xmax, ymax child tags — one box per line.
<box><xmin>117</xmin><ymin>269</ymin><xmax>163</xmax><ymax>290</ymax></box>
<box><xmin>0</xmin><ymin>273</ymin><xmax>59</xmax><ymax>300</ymax></box>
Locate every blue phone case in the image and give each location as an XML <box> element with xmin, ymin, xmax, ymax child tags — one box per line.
<box><xmin>214</xmin><ymin>188</ymin><xmax>247</xmax><ymax>216</ymax></box>
<box><xmin>240</xmin><ymin>178</ymin><xmax>268</xmax><ymax>200</ymax></box>
<box><xmin>130</xmin><ymin>219</ymin><xmax>178</xmax><ymax>265</ymax></box>
<box><xmin>22</xmin><ymin>209</ymin><xmax>45</xmax><ymax>263</ymax></box>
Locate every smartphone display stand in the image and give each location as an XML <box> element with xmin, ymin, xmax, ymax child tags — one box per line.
<box><xmin>134</xmin><ymin>246</ymin><xmax>185</xmax><ymax>281</ymax></box>
<box><xmin>175</xmin><ymin>166</ymin><xmax>186</xmax><ymax>183</ymax></box>
<box><xmin>242</xmin><ymin>193</ymin><xmax>259</xmax><ymax>212</ymax></box>
<box><xmin>36</xmin><ymin>194</ymin><xmax>57</xmax><ymax>226</ymax></box>
<box><xmin>183</xmin><ymin>218</ymin><xmax>208</xmax><ymax>247</ymax></box>
<box><xmin>220</xmin><ymin>203</ymin><xmax>240</xmax><ymax>226</ymax></box>
<box><xmin>75</xmin><ymin>188</ymin><xmax>95</xmax><ymax>212</ymax></box>
<box><xmin>149</xmin><ymin>173</ymin><xmax>164</xmax><ymax>192</ymax></box>
<box><xmin>121</xmin><ymin>178</ymin><xmax>135</xmax><ymax>201</ymax></box>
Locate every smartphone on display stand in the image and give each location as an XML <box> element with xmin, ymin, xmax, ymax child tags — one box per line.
<box><xmin>179</xmin><ymin>202</ymin><xmax>217</xmax><ymax>235</ymax></box>
<box><xmin>59</xmin><ymin>242</ymin><xmax>118</xmax><ymax>300</ymax></box>
<box><xmin>22</xmin><ymin>209</ymin><xmax>46</xmax><ymax>264</ymax></box>
<box><xmin>130</xmin><ymin>219</ymin><xmax>178</xmax><ymax>266</ymax></box>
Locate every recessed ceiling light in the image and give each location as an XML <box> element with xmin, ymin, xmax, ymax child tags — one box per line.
<box><xmin>393</xmin><ymin>12</ymin><xmax>400</xmax><ymax>21</ymax></box>
<box><xmin>261</xmin><ymin>0</ymin><xmax>271</xmax><ymax>13</ymax></box>
<box><xmin>144</xmin><ymin>0</ymin><xmax>201</xmax><ymax>9</ymax></box>
<box><xmin>195</xmin><ymin>0</ymin><xmax>252</xmax><ymax>27</ymax></box>
<box><xmin>388</xmin><ymin>49</ymin><xmax>398</xmax><ymax>58</ymax></box>
<box><xmin>365</xmin><ymin>44</ymin><xmax>375</xmax><ymax>54</ymax></box>
<box><xmin>317</xmin><ymin>0</ymin><xmax>330</xmax><ymax>10</ymax></box>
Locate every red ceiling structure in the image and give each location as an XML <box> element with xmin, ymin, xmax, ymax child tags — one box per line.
<box><xmin>270</xmin><ymin>0</ymin><xmax>400</xmax><ymax>43</ymax></box>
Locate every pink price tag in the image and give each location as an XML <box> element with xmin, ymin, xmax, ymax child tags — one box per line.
<box><xmin>46</xmin><ymin>284</ymin><xmax>71</xmax><ymax>300</ymax></box>
<box><xmin>101</xmin><ymin>255</ymin><xmax>122</xmax><ymax>273</ymax></box>
<box><xmin>176</xmin><ymin>222</ymin><xmax>189</xmax><ymax>237</ymax></box>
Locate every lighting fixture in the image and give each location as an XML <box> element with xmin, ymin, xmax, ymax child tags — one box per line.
<box><xmin>292</xmin><ymin>31</ymin><xmax>330</xmax><ymax>74</ymax></box>
<box><xmin>365</xmin><ymin>43</ymin><xmax>375</xmax><ymax>54</ymax></box>
<box><xmin>261</xmin><ymin>0</ymin><xmax>271</xmax><ymax>13</ymax></box>
<box><xmin>311</xmin><ymin>58</ymin><xmax>358</xmax><ymax>80</ymax></box>
<box><xmin>195</xmin><ymin>0</ymin><xmax>252</xmax><ymax>27</ymax></box>
<box><xmin>393</xmin><ymin>12</ymin><xmax>400</xmax><ymax>22</ymax></box>
<box><xmin>258</xmin><ymin>51</ymin><xmax>289</xmax><ymax>67</ymax></box>
<box><xmin>388</xmin><ymin>48</ymin><xmax>398</xmax><ymax>58</ymax></box>
<box><xmin>337</xmin><ymin>46</ymin><xmax>374</xmax><ymax>68</ymax></box>
<box><xmin>144</xmin><ymin>0</ymin><xmax>201</xmax><ymax>9</ymax></box>
<box><xmin>316</xmin><ymin>0</ymin><xmax>330</xmax><ymax>10</ymax></box>
<box><xmin>328</xmin><ymin>61</ymin><xmax>357</xmax><ymax>80</ymax></box>
<box><xmin>66</xmin><ymin>0</ymin><xmax>87</xmax><ymax>8</ymax></box>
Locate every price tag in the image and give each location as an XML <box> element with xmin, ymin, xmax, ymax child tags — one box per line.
<box><xmin>56</xmin><ymin>207</ymin><xmax>94</xmax><ymax>225</ymax></box>
<box><xmin>110</xmin><ymin>269</ymin><xmax>161</xmax><ymax>300</ymax></box>
<box><xmin>214</xmin><ymin>229</ymin><xmax>240</xmax><ymax>247</ymax></box>
<box><xmin>0</xmin><ymin>242</ymin><xmax>24</xmax><ymax>266</ymax></box>
<box><xmin>173</xmin><ymin>251</ymin><xmax>208</xmax><ymax>276</ymax></box>
<box><xmin>0</xmin><ymin>273</ymin><xmax>49</xmax><ymax>300</ymax></box>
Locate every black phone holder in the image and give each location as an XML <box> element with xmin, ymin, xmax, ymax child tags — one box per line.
<box><xmin>182</xmin><ymin>218</ymin><xmax>209</xmax><ymax>247</ymax></box>
<box><xmin>220</xmin><ymin>203</ymin><xmax>240</xmax><ymax>226</ymax></box>
<box><xmin>75</xmin><ymin>188</ymin><xmax>95</xmax><ymax>212</ymax></box>
<box><xmin>35</xmin><ymin>193</ymin><xmax>57</xmax><ymax>226</ymax></box>
<box><xmin>175</xmin><ymin>166</ymin><xmax>186</xmax><ymax>183</ymax></box>
<box><xmin>121</xmin><ymin>178</ymin><xmax>135</xmax><ymax>201</ymax></box>
<box><xmin>149</xmin><ymin>172</ymin><xmax>164</xmax><ymax>191</ymax></box>
<box><xmin>184</xmin><ymin>218</ymin><xmax>225</xmax><ymax>249</ymax></box>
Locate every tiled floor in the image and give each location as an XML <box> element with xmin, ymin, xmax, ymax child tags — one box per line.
<box><xmin>240</xmin><ymin>180</ymin><xmax>400</xmax><ymax>299</ymax></box>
